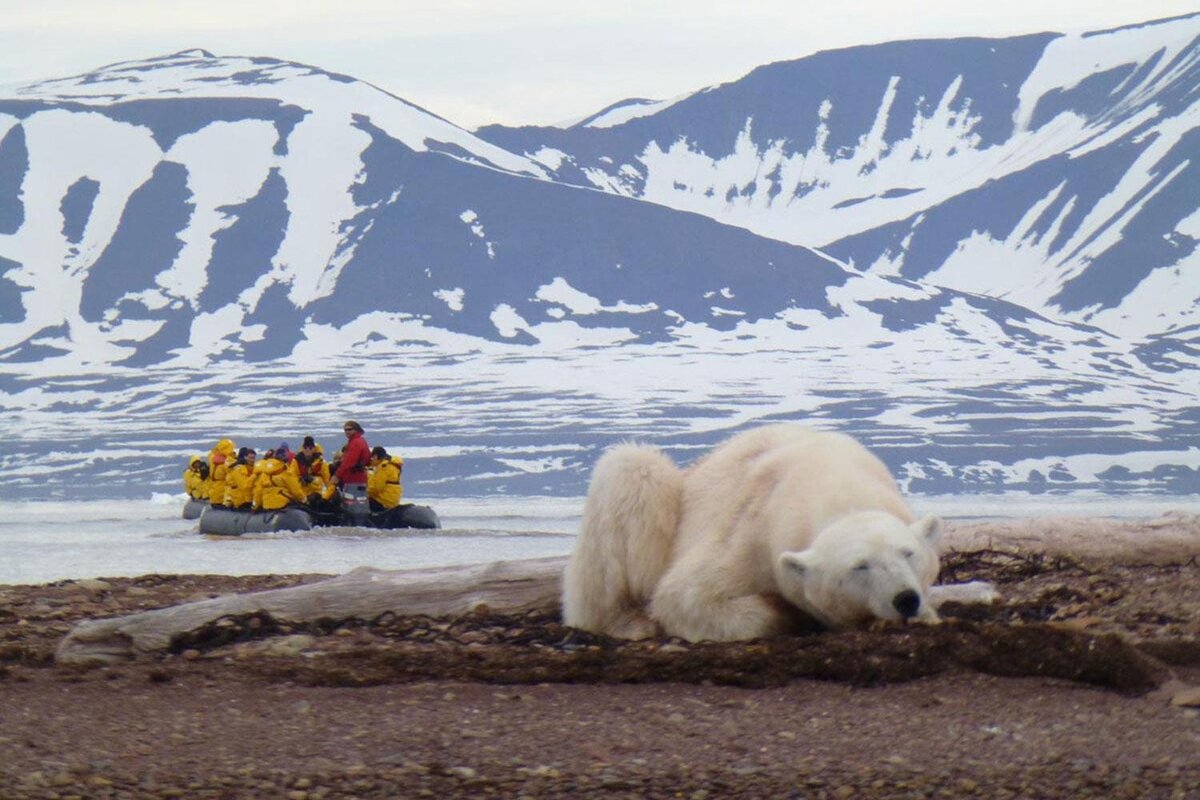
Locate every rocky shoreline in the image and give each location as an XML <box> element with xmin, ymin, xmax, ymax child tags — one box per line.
<box><xmin>2</xmin><ymin>519</ymin><xmax>1200</xmax><ymax>798</ymax></box>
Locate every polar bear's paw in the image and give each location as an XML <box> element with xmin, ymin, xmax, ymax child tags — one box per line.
<box><xmin>654</xmin><ymin>592</ymin><xmax>789</xmax><ymax>643</ymax></box>
<box><xmin>605</xmin><ymin>610</ymin><xmax>661</xmax><ymax>641</ymax></box>
<box><xmin>929</xmin><ymin>580</ymin><xmax>1000</xmax><ymax>607</ymax></box>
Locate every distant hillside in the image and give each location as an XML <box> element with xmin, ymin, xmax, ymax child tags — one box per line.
<box><xmin>0</xmin><ymin>25</ymin><xmax>1196</xmax><ymax>502</ymax></box>
<box><xmin>478</xmin><ymin>14</ymin><xmax>1200</xmax><ymax>341</ymax></box>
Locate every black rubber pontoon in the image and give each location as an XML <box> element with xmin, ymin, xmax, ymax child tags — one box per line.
<box><xmin>182</xmin><ymin>498</ymin><xmax>209</xmax><ymax>520</ymax></box>
<box><xmin>375</xmin><ymin>503</ymin><xmax>441</xmax><ymax>530</ymax></box>
<box><xmin>199</xmin><ymin>506</ymin><xmax>314</xmax><ymax>535</ymax></box>
<box><xmin>316</xmin><ymin>503</ymin><xmax>443</xmax><ymax>531</ymax></box>
<box><xmin>196</xmin><ymin>503</ymin><xmax>441</xmax><ymax>535</ymax></box>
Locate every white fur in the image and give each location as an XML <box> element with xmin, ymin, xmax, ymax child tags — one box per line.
<box><xmin>929</xmin><ymin>580</ymin><xmax>999</xmax><ymax>606</ymax></box>
<box><xmin>561</xmin><ymin>443</ymin><xmax>682</xmax><ymax>639</ymax></box>
<box><xmin>562</xmin><ymin>424</ymin><xmax>945</xmax><ymax>642</ymax></box>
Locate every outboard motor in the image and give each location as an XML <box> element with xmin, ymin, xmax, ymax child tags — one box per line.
<box><xmin>340</xmin><ymin>483</ymin><xmax>370</xmax><ymax>525</ymax></box>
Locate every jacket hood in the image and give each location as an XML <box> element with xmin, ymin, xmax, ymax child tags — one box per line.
<box><xmin>260</xmin><ymin>457</ymin><xmax>287</xmax><ymax>475</ymax></box>
<box><xmin>373</xmin><ymin>456</ymin><xmax>403</xmax><ymax>467</ymax></box>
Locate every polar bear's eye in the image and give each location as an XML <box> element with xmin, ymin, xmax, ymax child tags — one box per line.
<box><xmin>901</xmin><ymin>549</ymin><xmax>914</xmax><ymax>559</ymax></box>
<box><xmin>853</xmin><ymin>561</ymin><xmax>870</xmax><ymax>571</ymax></box>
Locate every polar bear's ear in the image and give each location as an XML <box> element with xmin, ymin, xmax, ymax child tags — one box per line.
<box><xmin>779</xmin><ymin>550</ymin><xmax>814</xmax><ymax>578</ymax></box>
<box><xmin>913</xmin><ymin>515</ymin><xmax>944</xmax><ymax>547</ymax></box>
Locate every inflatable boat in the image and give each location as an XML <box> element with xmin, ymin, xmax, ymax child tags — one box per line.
<box><xmin>182</xmin><ymin>498</ymin><xmax>209</xmax><ymax>520</ymax></box>
<box><xmin>197</xmin><ymin>502</ymin><xmax>441</xmax><ymax>536</ymax></box>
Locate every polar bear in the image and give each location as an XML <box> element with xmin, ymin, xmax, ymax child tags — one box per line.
<box><xmin>562</xmin><ymin>424</ymin><xmax>944</xmax><ymax>642</ymax></box>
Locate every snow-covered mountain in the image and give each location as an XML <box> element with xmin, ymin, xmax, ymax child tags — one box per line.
<box><xmin>0</xmin><ymin>50</ymin><xmax>550</xmax><ymax>367</ymax></box>
<box><xmin>0</xmin><ymin>23</ymin><xmax>1196</xmax><ymax>502</ymax></box>
<box><xmin>478</xmin><ymin>14</ymin><xmax>1200</xmax><ymax>342</ymax></box>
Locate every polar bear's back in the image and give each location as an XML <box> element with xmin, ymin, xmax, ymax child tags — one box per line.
<box><xmin>678</xmin><ymin>424</ymin><xmax>911</xmax><ymax>555</ymax></box>
<box><xmin>759</xmin><ymin>429</ymin><xmax>913</xmax><ymax>555</ymax></box>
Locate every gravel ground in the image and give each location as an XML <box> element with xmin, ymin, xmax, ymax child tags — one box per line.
<box><xmin>2</xmin><ymin>549</ymin><xmax>1199</xmax><ymax>799</ymax></box>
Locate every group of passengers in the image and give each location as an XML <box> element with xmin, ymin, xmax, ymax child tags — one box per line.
<box><xmin>183</xmin><ymin>420</ymin><xmax>405</xmax><ymax>515</ymax></box>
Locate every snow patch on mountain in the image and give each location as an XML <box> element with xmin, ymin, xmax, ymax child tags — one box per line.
<box><xmin>925</xmin><ymin>99</ymin><xmax>1200</xmax><ymax>336</ymax></box>
<box><xmin>18</xmin><ymin>52</ymin><xmax>546</xmax><ymax>177</ymax></box>
<box><xmin>1014</xmin><ymin>16</ymin><xmax>1200</xmax><ymax>132</ymax></box>
<box><xmin>636</xmin><ymin>91</ymin><xmax>1106</xmax><ymax>247</ymax></box>
<box><xmin>582</xmin><ymin>95</ymin><xmax>690</xmax><ymax>128</ymax></box>
<box><xmin>0</xmin><ymin>110</ymin><xmax>161</xmax><ymax>360</ymax></box>
<box><xmin>435</xmin><ymin>287</ymin><xmax>465</xmax><ymax>311</ymax></box>
<box><xmin>459</xmin><ymin>209</ymin><xmax>496</xmax><ymax>258</ymax></box>
<box><xmin>535</xmin><ymin>277</ymin><xmax>657</xmax><ymax>316</ymax></box>
<box><xmin>156</xmin><ymin>121</ymin><xmax>278</xmax><ymax>303</ymax></box>
<box><xmin>529</xmin><ymin>147</ymin><xmax>569</xmax><ymax>170</ymax></box>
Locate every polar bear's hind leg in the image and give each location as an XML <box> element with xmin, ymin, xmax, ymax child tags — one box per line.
<box><xmin>562</xmin><ymin>443</ymin><xmax>683</xmax><ymax>639</ymax></box>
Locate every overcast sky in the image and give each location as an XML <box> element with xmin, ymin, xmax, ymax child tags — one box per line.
<box><xmin>1</xmin><ymin>1</ymin><xmax>1196</xmax><ymax>129</ymax></box>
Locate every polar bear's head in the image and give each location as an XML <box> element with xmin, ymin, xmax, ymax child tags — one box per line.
<box><xmin>776</xmin><ymin>511</ymin><xmax>942</xmax><ymax>628</ymax></box>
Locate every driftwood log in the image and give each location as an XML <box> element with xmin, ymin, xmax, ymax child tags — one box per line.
<box><xmin>56</xmin><ymin>513</ymin><xmax>1200</xmax><ymax>666</ymax></box>
<box><xmin>943</xmin><ymin>511</ymin><xmax>1200</xmax><ymax>565</ymax></box>
<box><xmin>56</xmin><ymin>556</ymin><xmax>567</xmax><ymax>665</ymax></box>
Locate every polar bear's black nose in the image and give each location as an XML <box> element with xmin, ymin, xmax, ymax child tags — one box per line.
<box><xmin>893</xmin><ymin>590</ymin><xmax>920</xmax><ymax>618</ymax></box>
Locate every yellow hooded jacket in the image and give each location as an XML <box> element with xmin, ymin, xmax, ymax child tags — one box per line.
<box><xmin>207</xmin><ymin>439</ymin><xmax>237</xmax><ymax>506</ymax></box>
<box><xmin>288</xmin><ymin>445</ymin><xmax>332</xmax><ymax>498</ymax></box>
<box><xmin>184</xmin><ymin>456</ymin><xmax>201</xmax><ymax>497</ymax></box>
<box><xmin>224</xmin><ymin>460</ymin><xmax>257</xmax><ymax>509</ymax></box>
<box><xmin>254</xmin><ymin>457</ymin><xmax>308</xmax><ymax>511</ymax></box>
<box><xmin>185</xmin><ymin>456</ymin><xmax>210</xmax><ymax>500</ymax></box>
<box><xmin>367</xmin><ymin>456</ymin><xmax>403</xmax><ymax>509</ymax></box>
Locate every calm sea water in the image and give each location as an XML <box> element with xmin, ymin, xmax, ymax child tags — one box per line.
<box><xmin>0</xmin><ymin>495</ymin><xmax>582</xmax><ymax>585</ymax></box>
<box><xmin>0</xmin><ymin>493</ymin><xmax>1191</xmax><ymax>585</ymax></box>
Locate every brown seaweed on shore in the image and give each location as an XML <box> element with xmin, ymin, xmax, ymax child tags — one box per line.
<box><xmin>2</xmin><ymin>513</ymin><xmax>1197</xmax><ymax>699</ymax></box>
<box><xmin>165</xmin><ymin>596</ymin><xmax>1167</xmax><ymax>694</ymax></box>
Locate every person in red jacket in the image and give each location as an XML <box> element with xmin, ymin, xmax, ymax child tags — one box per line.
<box><xmin>332</xmin><ymin>420</ymin><xmax>371</xmax><ymax>490</ymax></box>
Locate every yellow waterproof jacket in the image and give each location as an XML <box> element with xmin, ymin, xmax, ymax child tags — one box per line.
<box><xmin>185</xmin><ymin>456</ymin><xmax>210</xmax><ymax>500</ymax></box>
<box><xmin>319</xmin><ymin>476</ymin><xmax>338</xmax><ymax>502</ymax></box>
<box><xmin>367</xmin><ymin>456</ymin><xmax>403</xmax><ymax>509</ymax></box>
<box><xmin>305</xmin><ymin>471</ymin><xmax>333</xmax><ymax>501</ymax></box>
<box><xmin>184</xmin><ymin>457</ymin><xmax>201</xmax><ymax>497</ymax></box>
<box><xmin>289</xmin><ymin>446</ymin><xmax>333</xmax><ymax>499</ymax></box>
<box><xmin>223</xmin><ymin>463</ymin><xmax>257</xmax><ymax>509</ymax></box>
<box><xmin>294</xmin><ymin>468</ymin><xmax>332</xmax><ymax>501</ymax></box>
<box><xmin>207</xmin><ymin>439</ymin><xmax>237</xmax><ymax>505</ymax></box>
<box><xmin>254</xmin><ymin>457</ymin><xmax>307</xmax><ymax>511</ymax></box>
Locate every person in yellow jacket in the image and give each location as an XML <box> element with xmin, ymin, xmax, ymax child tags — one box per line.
<box><xmin>254</xmin><ymin>452</ymin><xmax>308</xmax><ymax>511</ymax></box>
<box><xmin>290</xmin><ymin>436</ymin><xmax>337</xmax><ymax>509</ymax></box>
<box><xmin>207</xmin><ymin>438</ymin><xmax>237</xmax><ymax>507</ymax></box>
<box><xmin>367</xmin><ymin>446</ymin><xmax>403</xmax><ymax>512</ymax></box>
<box><xmin>184</xmin><ymin>456</ymin><xmax>202</xmax><ymax>497</ymax></box>
<box><xmin>223</xmin><ymin>448</ymin><xmax>258</xmax><ymax>510</ymax></box>
<box><xmin>196</xmin><ymin>461</ymin><xmax>210</xmax><ymax>499</ymax></box>
<box><xmin>290</xmin><ymin>437</ymin><xmax>331</xmax><ymax>484</ymax></box>
<box><xmin>184</xmin><ymin>456</ymin><xmax>210</xmax><ymax>500</ymax></box>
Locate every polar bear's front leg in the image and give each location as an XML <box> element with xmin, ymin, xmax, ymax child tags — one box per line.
<box><xmin>929</xmin><ymin>580</ymin><xmax>999</xmax><ymax>607</ymax></box>
<box><xmin>648</xmin><ymin>565</ymin><xmax>788</xmax><ymax>642</ymax></box>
